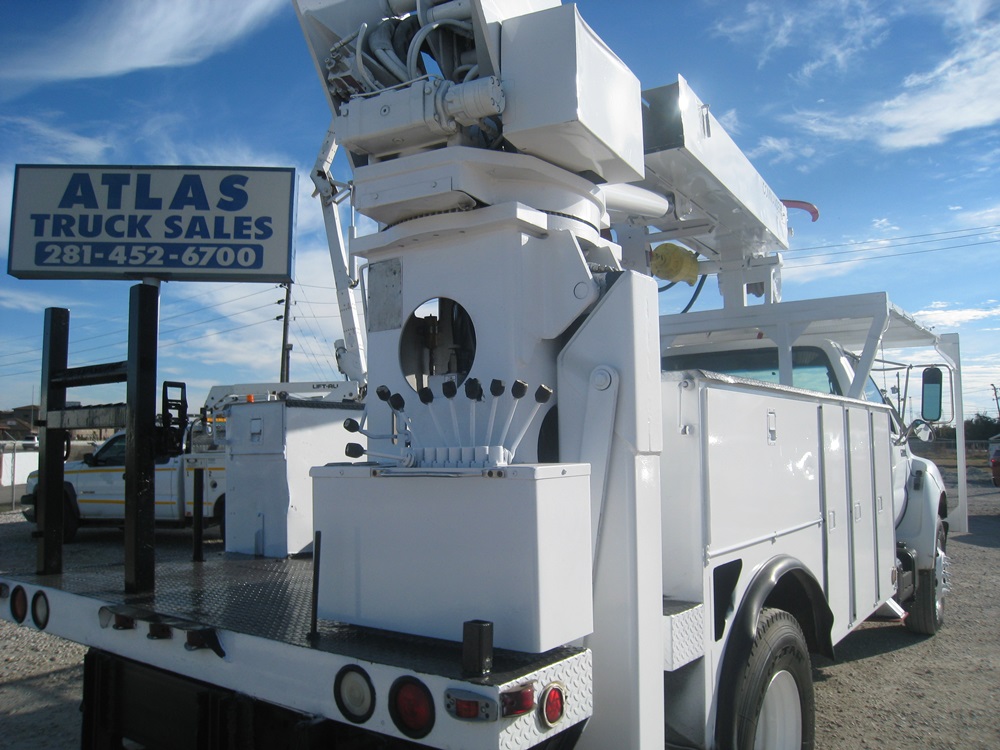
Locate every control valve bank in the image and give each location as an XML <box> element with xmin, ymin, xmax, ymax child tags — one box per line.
<box><xmin>0</xmin><ymin>1</ymin><xmax>966</xmax><ymax>749</ymax></box>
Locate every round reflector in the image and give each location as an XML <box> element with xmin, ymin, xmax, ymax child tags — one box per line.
<box><xmin>389</xmin><ymin>676</ymin><xmax>435</xmax><ymax>739</ymax></box>
<box><xmin>10</xmin><ymin>586</ymin><xmax>28</xmax><ymax>624</ymax></box>
<box><xmin>540</xmin><ymin>683</ymin><xmax>565</xmax><ymax>728</ymax></box>
<box><xmin>334</xmin><ymin>665</ymin><xmax>375</xmax><ymax>724</ymax></box>
<box><xmin>31</xmin><ymin>591</ymin><xmax>50</xmax><ymax>630</ymax></box>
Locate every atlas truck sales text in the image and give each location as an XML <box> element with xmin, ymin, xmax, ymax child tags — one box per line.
<box><xmin>1</xmin><ymin>1</ymin><xmax>968</xmax><ymax>749</ymax></box>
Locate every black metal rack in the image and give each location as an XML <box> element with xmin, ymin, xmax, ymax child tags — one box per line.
<box><xmin>35</xmin><ymin>282</ymin><xmax>160</xmax><ymax>593</ymax></box>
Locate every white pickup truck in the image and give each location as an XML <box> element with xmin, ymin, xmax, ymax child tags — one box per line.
<box><xmin>21</xmin><ymin>430</ymin><xmax>225</xmax><ymax>542</ymax></box>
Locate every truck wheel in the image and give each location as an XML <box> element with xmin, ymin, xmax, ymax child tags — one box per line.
<box><xmin>63</xmin><ymin>495</ymin><xmax>79</xmax><ymax>544</ymax></box>
<box><xmin>734</xmin><ymin>608</ymin><xmax>814</xmax><ymax>750</ymax></box>
<box><xmin>905</xmin><ymin>520</ymin><xmax>947</xmax><ymax>635</ymax></box>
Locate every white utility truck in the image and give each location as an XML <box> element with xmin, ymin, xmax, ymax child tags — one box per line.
<box><xmin>20</xmin><ymin>383</ymin><xmax>227</xmax><ymax>543</ymax></box>
<box><xmin>1</xmin><ymin>1</ymin><xmax>968</xmax><ymax>749</ymax></box>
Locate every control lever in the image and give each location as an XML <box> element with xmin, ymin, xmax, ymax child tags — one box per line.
<box><xmin>464</xmin><ymin>378</ymin><xmax>483</xmax><ymax>445</ymax></box>
<box><xmin>342</xmin><ymin>417</ymin><xmax>393</xmax><ymax>441</ymax></box>
<box><xmin>388</xmin><ymin>393</ymin><xmax>411</xmax><ymax>429</ymax></box>
<box><xmin>484</xmin><ymin>379</ymin><xmax>505</xmax><ymax>446</ymax></box>
<box><xmin>374</xmin><ymin>385</ymin><xmax>412</xmax><ymax>444</ymax></box>
<box><xmin>496</xmin><ymin>379</ymin><xmax>528</xmax><ymax>450</ymax></box>
<box><xmin>418</xmin><ymin>387</ymin><xmax>447</xmax><ymax>443</ymax></box>
<box><xmin>507</xmin><ymin>385</ymin><xmax>553</xmax><ymax>458</ymax></box>
<box><xmin>345</xmin><ymin>442</ymin><xmax>415</xmax><ymax>467</ymax></box>
<box><xmin>442</xmin><ymin>380</ymin><xmax>462</xmax><ymax>446</ymax></box>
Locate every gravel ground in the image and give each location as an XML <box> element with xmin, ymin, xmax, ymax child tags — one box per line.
<box><xmin>1</xmin><ymin>459</ymin><xmax>998</xmax><ymax>749</ymax></box>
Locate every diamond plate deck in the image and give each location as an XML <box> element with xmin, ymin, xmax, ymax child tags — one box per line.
<box><xmin>10</xmin><ymin>553</ymin><xmax>583</xmax><ymax>683</ymax></box>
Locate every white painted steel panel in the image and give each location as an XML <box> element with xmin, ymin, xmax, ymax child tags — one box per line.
<box><xmin>312</xmin><ymin>463</ymin><xmax>593</xmax><ymax>653</ymax></box>
<box><xmin>500</xmin><ymin>4</ymin><xmax>644</xmax><ymax>183</ymax></box>
<box><xmin>226</xmin><ymin>399</ymin><xmax>356</xmax><ymax>557</ymax></box>
<box><xmin>820</xmin><ymin>403</ymin><xmax>853</xmax><ymax>643</ymax></box>
<box><xmin>871</xmin><ymin>413</ymin><xmax>896</xmax><ymax>603</ymax></box>
<box><xmin>847</xmin><ymin>407</ymin><xmax>878</xmax><ymax>618</ymax></box>
<box><xmin>659</xmin><ymin>377</ymin><xmax>706</xmax><ymax>604</ymax></box>
<box><xmin>704</xmin><ymin>387</ymin><xmax>822</xmax><ymax>555</ymax></box>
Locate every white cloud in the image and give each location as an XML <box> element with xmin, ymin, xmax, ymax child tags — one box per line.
<box><xmin>717</xmin><ymin>108</ymin><xmax>741</xmax><ymax>134</ymax></box>
<box><xmin>0</xmin><ymin>115</ymin><xmax>113</xmax><ymax>163</ymax></box>
<box><xmin>0</xmin><ymin>0</ymin><xmax>285</xmax><ymax>89</ymax></box>
<box><xmin>791</xmin><ymin>17</ymin><xmax>1000</xmax><ymax>150</ymax></box>
<box><xmin>0</xmin><ymin>283</ymin><xmax>80</xmax><ymax>313</ymax></box>
<box><xmin>747</xmin><ymin>135</ymin><xmax>815</xmax><ymax>166</ymax></box>
<box><xmin>713</xmin><ymin>0</ymin><xmax>890</xmax><ymax>78</ymax></box>
<box><xmin>956</xmin><ymin>202</ymin><xmax>1000</xmax><ymax>227</ymax></box>
<box><xmin>912</xmin><ymin>302</ymin><xmax>1000</xmax><ymax>329</ymax></box>
<box><xmin>871</xmin><ymin>217</ymin><xmax>900</xmax><ymax>232</ymax></box>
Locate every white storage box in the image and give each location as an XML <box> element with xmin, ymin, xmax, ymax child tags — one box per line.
<box><xmin>500</xmin><ymin>4</ymin><xmax>644</xmax><ymax>184</ymax></box>
<box><xmin>311</xmin><ymin>463</ymin><xmax>593</xmax><ymax>653</ymax></box>
<box><xmin>224</xmin><ymin>399</ymin><xmax>360</xmax><ymax>557</ymax></box>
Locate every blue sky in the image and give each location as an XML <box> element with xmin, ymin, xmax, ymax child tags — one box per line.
<box><xmin>1</xmin><ymin>0</ymin><xmax>999</xmax><ymax>421</ymax></box>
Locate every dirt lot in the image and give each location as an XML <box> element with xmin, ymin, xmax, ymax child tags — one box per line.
<box><xmin>1</xmin><ymin>446</ymin><xmax>998</xmax><ymax>749</ymax></box>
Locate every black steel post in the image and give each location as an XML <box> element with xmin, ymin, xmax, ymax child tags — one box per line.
<box><xmin>192</xmin><ymin>467</ymin><xmax>204</xmax><ymax>563</ymax></box>
<box><xmin>36</xmin><ymin>308</ymin><xmax>69</xmax><ymax>574</ymax></box>
<box><xmin>124</xmin><ymin>283</ymin><xmax>159</xmax><ymax>594</ymax></box>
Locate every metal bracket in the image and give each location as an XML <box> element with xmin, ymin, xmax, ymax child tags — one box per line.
<box><xmin>579</xmin><ymin>366</ymin><xmax>620</xmax><ymax>565</ymax></box>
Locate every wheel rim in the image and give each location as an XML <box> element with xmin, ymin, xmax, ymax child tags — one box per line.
<box><xmin>754</xmin><ymin>670</ymin><xmax>802</xmax><ymax>750</ymax></box>
<box><xmin>934</xmin><ymin>540</ymin><xmax>948</xmax><ymax>621</ymax></box>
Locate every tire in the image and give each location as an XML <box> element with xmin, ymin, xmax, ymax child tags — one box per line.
<box><xmin>63</xmin><ymin>494</ymin><xmax>79</xmax><ymax>544</ymax></box>
<box><xmin>734</xmin><ymin>608</ymin><xmax>815</xmax><ymax>750</ymax></box>
<box><xmin>905</xmin><ymin>520</ymin><xmax>947</xmax><ymax>635</ymax></box>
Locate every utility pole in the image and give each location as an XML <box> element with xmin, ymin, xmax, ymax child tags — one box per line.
<box><xmin>991</xmin><ymin>383</ymin><xmax>1000</xmax><ymax>420</ymax></box>
<box><xmin>278</xmin><ymin>283</ymin><xmax>292</xmax><ymax>382</ymax></box>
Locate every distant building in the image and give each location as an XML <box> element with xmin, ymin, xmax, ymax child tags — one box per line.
<box><xmin>1</xmin><ymin>406</ymin><xmax>36</xmax><ymax>441</ymax></box>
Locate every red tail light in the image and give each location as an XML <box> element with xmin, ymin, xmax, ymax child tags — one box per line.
<box><xmin>445</xmin><ymin>688</ymin><xmax>498</xmax><ymax>722</ymax></box>
<box><xmin>500</xmin><ymin>684</ymin><xmax>535</xmax><ymax>717</ymax></box>
<box><xmin>389</xmin><ymin>677</ymin><xmax>435</xmax><ymax>739</ymax></box>
<box><xmin>540</xmin><ymin>683</ymin><xmax>566</xmax><ymax>727</ymax></box>
<box><xmin>10</xmin><ymin>586</ymin><xmax>28</xmax><ymax>624</ymax></box>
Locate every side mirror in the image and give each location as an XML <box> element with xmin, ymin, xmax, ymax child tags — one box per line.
<box><xmin>912</xmin><ymin>421</ymin><xmax>933</xmax><ymax>442</ymax></box>
<box><xmin>83</xmin><ymin>452</ymin><xmax>95</xmax><ymax>466</ymax></box>
<box><xmin>921</xmin><ymin>367</ymin><xmax>943</xmax><ymax>422</ymax></box>
<box><xmin>896</xmin><ymin>419</ymin><xmax>934</xmax><ymax>446</ymax></box>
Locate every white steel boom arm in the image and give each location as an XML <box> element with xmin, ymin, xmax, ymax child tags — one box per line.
<box><xmin>312</xmin><ymin>124</ymin><xmax>368</xmax><ymax>386</ymax></box>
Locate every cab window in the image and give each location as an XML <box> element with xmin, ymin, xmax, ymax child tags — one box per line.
<box><xmin>662</xmin><ymin>346</ymin><xmax>841</xmax><ymax>395</ymax></box>
<box><xmin>861</xmin><ymin>376</ymin><xmax>887</xmax><ymax>405</ymax></box>
<box><xmin>94</xmin><ymin>435</ymin><xmax>127</xmax><ymax>466</ymax></box>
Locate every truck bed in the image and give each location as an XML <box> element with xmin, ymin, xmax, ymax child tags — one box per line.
<box><xmin>2</xmin><ymin>549</ymin><xmax>582</xmax><ymax>683</ymax></box>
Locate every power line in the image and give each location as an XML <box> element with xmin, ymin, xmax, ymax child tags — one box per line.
<box><xmin>790</xmin><ymin>223</ymin><xmax>1000</xmax><ymax>253</ymax></box>
<box><xmin>790</xmin><ymin>228</ymin><xmax>1000</xmax><ymax>261</ymax></box>
<box><xmin>785</xmin><ymin>237</ymin><xmax>1000</xmax><ymax>268</ymax></box>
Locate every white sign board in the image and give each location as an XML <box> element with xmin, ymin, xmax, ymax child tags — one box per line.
<box><xmin>8</xmin><ymin>165</ymin><xmax>295</xmax><ymax>282</ymax></box>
